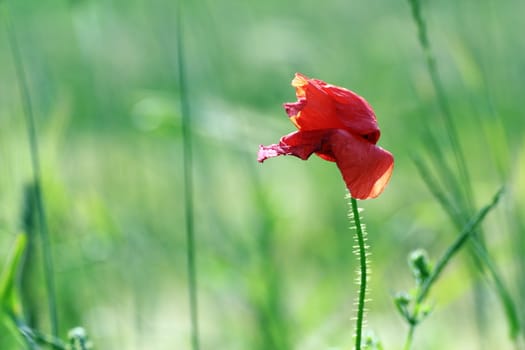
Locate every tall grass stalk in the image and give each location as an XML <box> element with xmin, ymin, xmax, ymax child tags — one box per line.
<box><xmin>403</xmin><ymin>188</ymin><xmax>504</xmax><ymax>350</ymax></box>
<box><xmin>415</xmin><ymin>155</ymin><xmax>520</xmax><ymax>339</ymax></box>
<box><xmin>19</xmin><ymin>184</ymin><xmax>39</xmax><ymax>333</ymax></box>
<box><xmin>416</xmin><ymin>188</ymin><xmax>503</xmax><ymax>304</ymax></box>
<box><xmin>349</xmin><ymin>197</ymin><xmax>368</xmax><ymax>350</ymax></box>
<box><xmin>17</xmin><ymin>322</ymin><xmax>65</xmax><ymax>350</ymax></box>
<box><xmin>407</xmin><ymin>0</ymin><xmax>520</xmax><ymax>339</ymax></box>
<box><xmin>4</xmin><ymin>7</ymin><xmax>58</xmax><ymax>337</ymax></box>
<box><xmin>1</xmin><ymin>232</ymin><xmax>34</xmax><ymax>349</ymax></box>
<box><xmin>14</xmin><ymin>318</ymin><xmax>39</xmax><ymax>350</ymax></box>
<box><xmin>176</xmin><ymin>3</ymin><xmax>200</xmax><ymax>349</ymax></box>
<box><xmin>244</xmin><ymin>161</ymin><xmax>290</xmax><ymax>350</ymax></box>
<box><xmin>407</xmin><ymin>0</ymin><xmax>474</xmax><ymax>208</ymax></box>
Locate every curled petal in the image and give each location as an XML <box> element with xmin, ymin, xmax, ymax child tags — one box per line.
<box><xmin>258</xmin><ymin>130</ymin><xmax>331</xmax><ymax>163</ymax></box>
<box><xmin>329</xmin><ymin>129</ymin><xmax>393</xmax><ymax>199</ymax></box>
<box><xmin>287</xmin><ymin>73</ymin><xmax>380</xmax><ymax>143</ymax></box>
<box><xmin>258</xmin><ymin>143</ymin><xmax>288</xmax><ymax>163</ymax></box>
<box><xmin>284</xmin><ymin>98</ymin><xmax>306</xmax><ymax>118</ymax></box>
<box><xmin>258</xmin><ymin>129</ymin><xmax>393</xmax><ymax>199</ymax></box>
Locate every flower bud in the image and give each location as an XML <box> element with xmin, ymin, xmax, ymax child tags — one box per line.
<box><xmin>409</xmin><ymin>249</ymin><xmax>432</xmax><ymax>285</ymax></box>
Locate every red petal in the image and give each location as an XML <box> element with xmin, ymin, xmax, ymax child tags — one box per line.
<box><xmin>329</xmin><ymin>129</ymin><xmax>393</xmax><ymax>199</ymax></box>
<box><xmin>258</xmin><ymin>130</ymin><xmax>330</xmax><ymax>163</ymax></box>
<box><xmin>258</xmin><ymin>129</ymin><xmax>393</xmax><ymax>199</ymax></box>
<box><xmin>287</xmin><ymin>73</ymin><xmax>381</xmax><ymax>143</ymax></box>
<box><xmin>283</xmin><ymin>98</ymin><xmax>306</xmax><ymax>118</ymax></box>
<box><xmin>258</xmin><ymin>143</ymin><xmax>288</xmax><ymax>163</ymax></box>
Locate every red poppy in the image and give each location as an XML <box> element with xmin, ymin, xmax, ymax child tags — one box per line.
<box><xmin>258</xmin><ymin>73</ymin><xmax>393</xmax><ymax>199</ymax></box>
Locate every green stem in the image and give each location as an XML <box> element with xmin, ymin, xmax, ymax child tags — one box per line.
<box><xmin>4</xmin><ymin>7</ymin><xmax>58</xmax><ymax>337</ymax></box>
<box><xmin>11</xmin><ymin>314</ymin><xmax>39</xmax><ymax>350</ymax></box>
<box><xmin>17</xmin><ymin>322</ymin><xmax>67</xmax><ymax>350</ymax></box>
<box><xmin>350</xmin><ymin>197</ymin><xmax>367</xmax><ymax>350</ymax></box>
<box><xmin>416</xmin><ymin>188</ymin><xmax>503</xmax><ymax>303</ymax></box>
<box><xmin>176</xmin><ymin>3</ymin><xmax>200</xmax><ymax>350</ymax></box>
<box><xmin>403</xmin><ymin>188</ymin><xmax>503</xmax><ymax>350</ymax></box>
<box><xmin>403</xmin><ymin>325</ymin><xmax>415</xmax><ymax>350</ymax></box>
<box><xmin>407</xmin><ymin>0</ymin><xmax>474</xmax><ymax>211</ymax></box>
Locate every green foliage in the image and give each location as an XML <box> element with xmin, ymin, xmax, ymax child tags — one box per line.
<box><xmin>68</xmin><ymin>327</ymin><xmax>92</xmax><ymax>350</ymax></box>
<box><xmin>363</xmin><ymin>331</ymin><xmax>383</xmax><ymax>350</ymax></box>
<box><xmin>1</xmin><ymin>0</ymin><xmax>524</xmax><ymax>348</ymax></box>
<box><xmin>407</xmin><ymin>0</ymin><xmax>520</xmax><ymax>340</ymax></box>
<box><xmin>176</xmin><ymin>2</ymin><xmax>200</xmax><ymax>349</ymax></box>
<box><xmin>5</xmin><ymin>4</ymin><xmax>58</xmax><ymax>336</ymax></box>
<box><xmin>396</xmin><ymin>188</ymin><xmax>507</xmax><ymax>349</ymax></box>
<box><xmin>0</xmin><ymin>233</ymin><xmax>27</xmax><ymax>316</ymax></box>
<box><xmin>408</xmin><ymin>249</ymin><xmax>432</xmax><ymax>286</ymax></box>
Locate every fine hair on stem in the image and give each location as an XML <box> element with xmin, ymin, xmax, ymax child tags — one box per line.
<box><xmin>348</xmin><ymin>196</ymin><xmax>369</xmax><ymax>350</ymax></box>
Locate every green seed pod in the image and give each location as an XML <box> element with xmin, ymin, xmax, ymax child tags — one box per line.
<box><xmin>409</xmin><ymin>249</ymin><xmax>432</xmax><ymax>286</ymax></box>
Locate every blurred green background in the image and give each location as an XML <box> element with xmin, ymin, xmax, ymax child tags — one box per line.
<box><xmin>1</xmin><ymin>0</ymin><xmax>524</xmax><ymax>349</ymax></box>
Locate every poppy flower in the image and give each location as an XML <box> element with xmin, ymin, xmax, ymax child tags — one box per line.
<box><xmin>258</xmin><ymin>73</ymin><xmax>393</xmax><ymax>199</ymax></box>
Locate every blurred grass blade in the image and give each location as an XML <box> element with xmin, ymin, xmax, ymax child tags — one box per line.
<box><xmin>407</xmin><ymin>0</ymin><xmax>519</xmax><ymax>340</ymax></box>
<box><xmin>407</xmin><ymin>0</ymin><xmax>473</xmax><ymax>208</ymax></box>
<box><xmin>0</xmin><ymin>234</ymin><xmax>27</xmax><ymax>311</ymax></box>
<box><xmin>1</xmin><ymin>233</ymin><xmax>38</xmax><ymax>349</ymax></box>
<box><xmin>4</xmin><ymin>6</ymin><xmax>58</xmax><ymax>336</ymax></box>
<box><xmin>417</xmin><ymin>188</ymin><xmax>503</xmax><ymax>303</ymax></box>
<box><xmin>415</xmin><ymin>155</ymin><xmax>520</xmax><ymax>338</ymax></box>
<box><xmin>14</xmin><ymin>319</ymin><xmax>69</xmax><ymax>350</ymax></box>
<box><xmin>419</xmin><ymin>127</ymin><xmax>467</xmax><ymax>212</ymax></box>
<box><xmin>470</xmin><ymin>239</ymin><xmax>520</xmax><ymax>339</ymax></box>
<box><xmin>176</xmin><ymin>2</ymin><xmax>200</xmax><ymax>349</ymax></box>
<box><xmin>5</xmin><ymin>315</ymin><xmax>39</xmax><ymax>350</ymax></box>
<box><xmin>413</xmin><ymin>155</ymin><xmax>484</xmax><ymax>269</ymax></box>
<box><xmin>1</xmin><ymin>234</ymin><xmax>28</xmax><ymax>347</ymax></box>
<box><xmin>412</xmin><ymin>155</ymin><xmax>461</xmax><ymax>225</ymax></box>
<box><xmin>19</xmin><ymin>184</ymin><xmax>39</xmax><ymax>330</ymax></box>
<box><xmin>249</xmin><ymin>170</ymin><xmax>291</xmax><ymax>350</ymax></box>
<box><xmin>402</xmin><ymin>189</ymin><xmax>506</xmax><ymax>350</ymax></box>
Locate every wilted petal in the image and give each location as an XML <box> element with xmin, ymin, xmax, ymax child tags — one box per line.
<box><xmin>287</xmin><ymin>73</ymin><xmax>380</xmax><ymax>142</ymax></box>
<box><xmin>329</xmin><ymin>129</ymin><xmax>394</xmax><ymax>199</ymax></box>
<box><xmin>259</xmin><ymin>129</ymin><xmax>393</xmax><ymax>199</ymax></box>
<box><xmin>257</xmin><ymin>143</ymin><xmax>288</xmax><ymax>163</ymax></box>
<box><xmin>258</xmin><ymin>73</ymin><xmax>393</xmax><ymax>199</ymax></box>
<box><xmin>284</xmin><ymin>98</ymin><xmax>307</xmax><ymax>118</ymax></box>
<box><xmin>258</xmin><ymin>130</ymin><xmax>331</xmax><ymax>163</ymax></box>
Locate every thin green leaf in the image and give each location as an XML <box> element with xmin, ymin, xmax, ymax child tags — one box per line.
<box><xmin>417</xmin><ymin>188</ymin><xmax>504</xmax><ymax>303</ymax></box>
<box><xmin>470</xmin><ymin>239</ymin><xmax>520</xmax><ymax>339</ymax></box>
<box><xmin>0</xmin><ymin>234</ymin><xmax>28</xmax><ymax>309</ymax></box>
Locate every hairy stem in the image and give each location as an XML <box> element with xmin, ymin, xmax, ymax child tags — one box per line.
<box><xmin>350</xmin><ymin>197</ymin><xmax>367</xmax><ymax>350</ymax></box>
